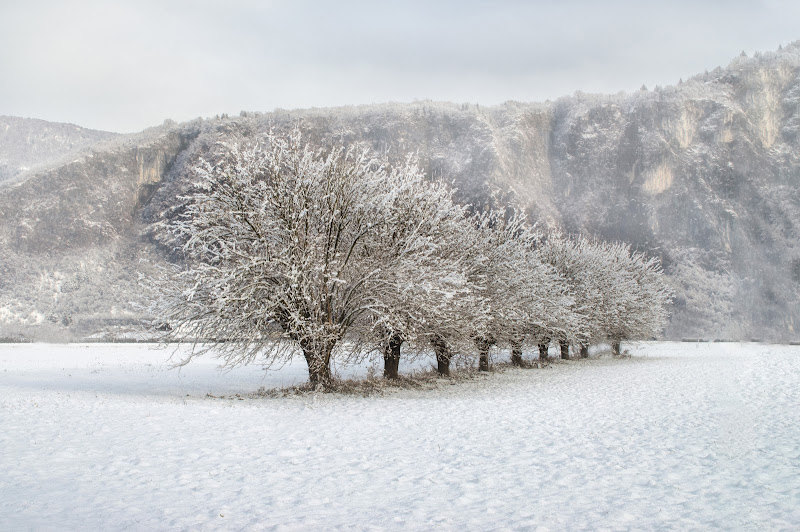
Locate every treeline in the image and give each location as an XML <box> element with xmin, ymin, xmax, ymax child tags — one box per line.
<box><xmin>150</xmin><ymin>128</ymin><xmax>672</xmax><ymax>387</ymax></box>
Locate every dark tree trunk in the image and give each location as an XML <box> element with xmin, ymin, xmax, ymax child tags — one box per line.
<box><xmin>511</xmin><ymin>339</ymin><xmax>524</xmax><ymax>367</ymax></box>
<box><xmin>383</xmin><ymin>334</ymin><xmax>403</xmax><ymax>379</ymax></box>
<box><xmin>475</xmin><ymin>336</ymin><xmax>493</xmax><ymax>371</ymax></box>
<box><xmin>580</xmin><ymin>343</ymin><xmax>589</xmax><ymax>358</ymax></box>
<box><xmin>431</xmin><ymin>334</ymin><xmax>452</xmax><ymax>377</ymax></box>
<box><xmin>305</xmin><ymin>353</ymin><xmax>332</xmax><ymax>387</ymax></box>
<box><xmin>437</xmin><ymin>355</ymin><xmax>451</xmax><ymax>376</ymax></box>
<box><xmin>612</xmin><ymin>341</ymin><xmax>621</xmax><ymax>356</ymax></box>
<box><xmin>301</xmin><ymin>338</ymin><xmax>334</xmax><ymax>388</ymax></box>
<box><xmin>560</xmin><ymin>340</ymin><xmax>570</xmax><ymax>360</ymax></box>
<box><xmin>538</xmin><ymin>339</ymin><xmax>550</xmax><ymax>361</ymax></box>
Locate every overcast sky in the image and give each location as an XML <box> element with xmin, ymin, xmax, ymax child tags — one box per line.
<box><xmin>1</xmin><ymin>0</ymin><xmax>799</xmax><ymax>133</ymax></box>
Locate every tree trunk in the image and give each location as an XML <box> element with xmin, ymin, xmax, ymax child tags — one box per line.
<box><xmin>612</xmin><ymin>341</ymin><xmax>621</xmax><ymax>356</ymax></box>
<box><xmin>305</xmin><ymin>353</ymin><xmax>332</xmax><ymax>387</ymax></box>
<box><xmin>580</xmin><ymin>343</ymin><xmax>589</xmax><ymax>358</ymax></box>
<box><xmin>437</xmin><ymin>355</ymin><xmax>451</xmax><ymax>376</ymax></box>
<box><xmin>301</xmin><ymin>338</ymin><xmax>334</xmax><ymax>389</ymax></box>
<box><xmin>511</xmin><ymin>339</ymin><xmax>524</xmax><ymax>367</ymax></box>
<box><xmin>431</xmin><ymin>334</ymin><xmax>452</xmax><ymax>377</ymax></box>
<box><xmin>560</xmin><ymin>340</ymin><xmax>570</xmax><ymax>360</ymax></box>
<box><xmin>383</xmin><ymin>334</ymin><xmax>403</xmax><ymax>379</ymax></box>
<box><xmin>538</xmin><ymin>339</ymin><xmax>550</xmax><ymax>361</ymax></box>
<box><xmin>476</xmin><ymin>336</ymin><xmax>492</xmax><ymax>371</ymax></box>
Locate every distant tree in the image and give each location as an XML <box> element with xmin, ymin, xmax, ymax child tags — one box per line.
<box><xmin>594</xmin><ymin>242</ymin><xmax>673</xmax><ymax>355</ymax></box>
<box><xmin>534</xmin><ymin>235</ymin><xmax>671</xmax><ymax>358</ymax></box>
<box><xmin>464</xmin><ymin>210</ymin><xmax>567</xmax><ymax>370</ymax></box>
<box><xmin>536</xmin><ymin>234</ymin><xmax>602</xmax><ymax>359</ymax></box>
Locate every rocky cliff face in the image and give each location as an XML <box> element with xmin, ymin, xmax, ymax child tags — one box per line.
<box><xmin>2</xmin><ymin>44</ymin><xmax>799</xmax><ymax>340</ymax></box>
<box><xmin>546</xmin><ymin>49</ymin><xmax>800</xmax><ymax>339</ymax></box>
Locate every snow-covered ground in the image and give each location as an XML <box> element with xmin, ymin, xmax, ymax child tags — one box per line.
<box><xmin>1</xmin><ymin>342</ymin><xmax>799</xmax><ymax>530</ymax></box>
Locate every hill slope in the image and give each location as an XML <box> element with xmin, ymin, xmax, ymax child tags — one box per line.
<box><xmin>0</xmin><ymin>116</ymin><xmax>118</xmax><ymax>183</ymax></box>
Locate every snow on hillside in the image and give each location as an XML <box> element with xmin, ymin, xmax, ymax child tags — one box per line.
<box><xmin>0</xmin><ymin>115</ymin><xmax>118</xmax><ymax>183</ymax></box>
<box><xmin>1</xmin><ymin>342</ymin><xmax>799</xmax><ymax>530</ymax></box>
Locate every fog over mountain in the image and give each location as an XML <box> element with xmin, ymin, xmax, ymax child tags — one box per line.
<box><xmin>0</xmin><ymin>116</ymin><xmax>118</xmax><ymax>183</ymax></box>
<box><xmin>1</xmin><ymin>43</ymin><xmax>799</xmax><ymax>341</ymax></box>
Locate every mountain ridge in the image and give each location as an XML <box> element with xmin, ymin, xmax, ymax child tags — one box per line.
<box><xmin>0</xmin><ymin>116</ymin><xmax>120</xmax><ymax>185</ymax></box>
<box><xmin>2</xmin><ymin>43</ymin><xmax>799</xmax><ymax>341</ymax></box>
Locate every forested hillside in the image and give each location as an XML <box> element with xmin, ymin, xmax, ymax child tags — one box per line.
<box><xmin>0</xmin><ymin>116</ymin><xmax>118</xmax><ymax>183</ymax></box>
<box><xmin>2</xmin><ymin>43</ymin><xmax>800</xmax><ymax>341</ymax></box>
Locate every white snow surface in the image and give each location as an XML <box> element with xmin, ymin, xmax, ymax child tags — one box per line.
<box><xmin>1</xmin><ymin>342</ymin><xmax>799</xmax><ymax>530</ymax></box>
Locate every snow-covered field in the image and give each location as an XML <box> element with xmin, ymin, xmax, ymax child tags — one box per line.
<box><xmin>1</xmin><ymin>342</ymin><xmax>799</xmax><ymax>530</ymax></box>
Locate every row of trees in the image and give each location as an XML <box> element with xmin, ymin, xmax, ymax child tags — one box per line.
<box><xmin>152</xmin><ymin>129</ymin><xmax>672</xmax><ymax>387</ymax></box>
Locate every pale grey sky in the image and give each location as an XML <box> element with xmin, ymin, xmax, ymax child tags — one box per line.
<box><xmin>1</xmin><ymin>0</ymin><xmax>798</xmax><ymax>133</ymax></box>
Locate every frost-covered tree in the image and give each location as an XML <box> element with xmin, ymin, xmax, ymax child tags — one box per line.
<box><xmin>376</xmin><ymin>201</ymin><xmax>488</xmax><ymax>378</ymax></box>
<box><xmin>532</xmin><ymin>234</ymin><xmax>671</xmax><ymax>359</ymax></box>
<box><xmin>363</xmin><ymin>157</ymin><xmax>480</xmax><ymax>379</ymax></box>
<box><xmin>535</xmin><ymin>234</ymin><xmax>617</xmax><ymax>359</ymax></box>
<box><xmin>153</xmin><ymin>130</ymin><xmax>476</xmax><ymax>387</ymax></box>
<box><xmin>593</xmin><ymin>241</ymin><xmax>673</xmax><ymax>355</ymax></box>
<box><xmin>464</xmin><ymin>210</ymin><xmax>567</xmax><ymax>370</ymax></box>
